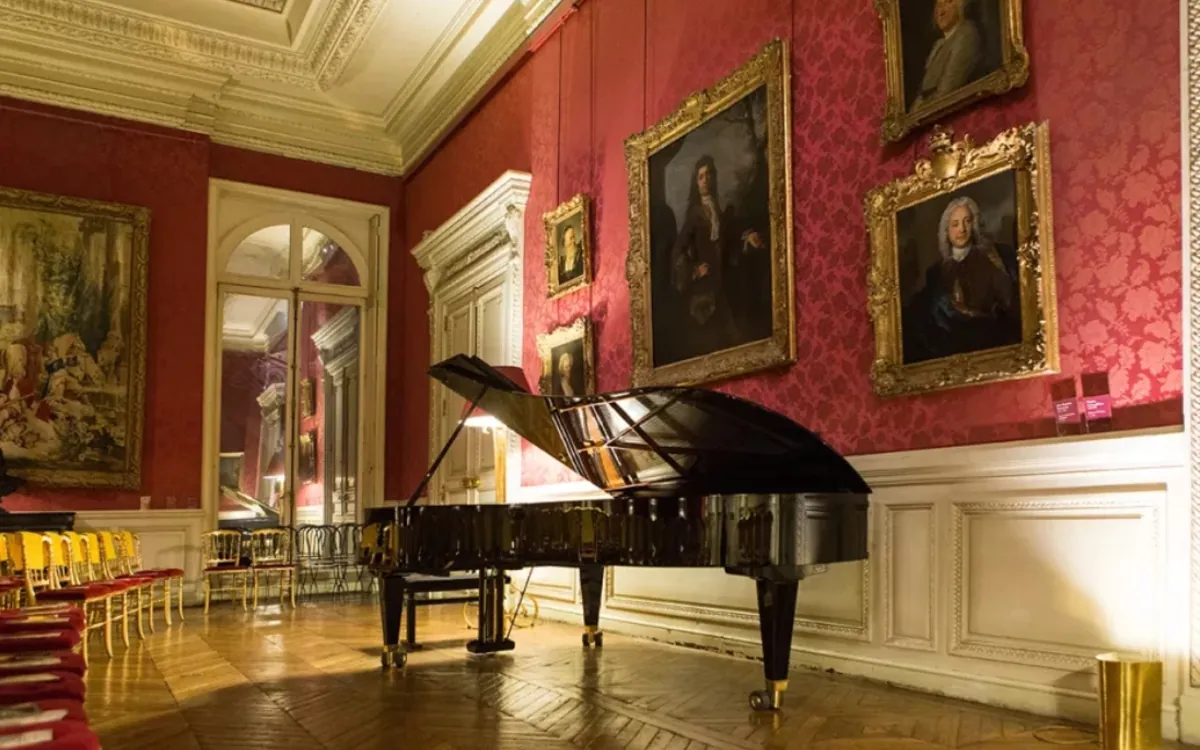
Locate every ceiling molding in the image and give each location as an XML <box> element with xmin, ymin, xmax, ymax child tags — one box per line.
<box><xmin>0</xmin><ymin>0</ymin><xmax>565</xmax><ymax>176</ymax></box>
<box><xmin>229</xmin><ymin>0</ymin><xmax>287</xmax><ymax>12</ymax></box>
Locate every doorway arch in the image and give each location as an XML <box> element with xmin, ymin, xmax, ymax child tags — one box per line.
<box><xmin>202</xmin><ymin>179</ymin><xmax>389</xmax><ymax>531</ymax></box>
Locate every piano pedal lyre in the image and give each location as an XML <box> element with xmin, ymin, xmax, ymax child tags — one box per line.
<box><xmin>749</xmin><ymin>679</ymin><xmax>787</xmax><ymax>711</ymax></box>
<box><xmin>581</xmin><ymin>625</ymin><xmax>603</xmax><ymax>648</ymax></box>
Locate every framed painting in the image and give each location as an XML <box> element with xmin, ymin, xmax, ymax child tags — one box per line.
<box><xmin>625</xmin><ymin>38</ymin><xmax>794</xmax><ymax>387</ymax></box>
<box><xmin>299</xmin><ymin>378</ymin><xmax>314</xmax><ymax>419</ymax></box>
<box><xmin>536</xmin><ymin>317</ymin><xmax>595</xmax><ymax>398</ymax></box>
<box><xmin>298</xmin><ymin>431</ymin><xmax>316</xmax><ymax>484</ymax></box>
<box><xmin>864</xmin><ymin>123</ymin><xmax>1057</xmax><ymax>397</ymax></box>
<box><xmin>544</xmin><ymin>194</ymin><xmax>592</xmax><ymax>299</ymax></box>
<box><xmin>876</xmin><ymin>0</ymin><xmax>1029</xmax><ymax>143</ymax></box>
<box><xmin>0</xmin><ymin>187</ymin><xmax>149</xmax><ymax>488</ymax></box>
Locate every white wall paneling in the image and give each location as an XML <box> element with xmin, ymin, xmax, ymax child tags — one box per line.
<box><xmin>513</xmin><ymin>427</ymin><xmax>1188</xmax><ymax>739</ymax></box>
<box><xmin>73</xmin><ymin>510</ymin><xmax>206</xmax><ymax>604</ymax></box>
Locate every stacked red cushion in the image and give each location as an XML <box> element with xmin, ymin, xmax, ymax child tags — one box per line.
<box><xmin>0</xmin><ymin>672</ymin><xmax>85</xmax><ymax>705</ymax></box>
<box><xmin>0</xmin><ymin>720</ymin><xmax>99</xmax><ymax>749</ymax></box>
<box><xmin>0</xmin><ymin>654</ymin><xmax>86</xmax><ymax>678</ymax></box>
<box><xmin>0</xmin><ymin>631</ymin><xmax>81</xmax><ymax>655</ymax></box>
<box><xmin>0</xmin><ymin>613</ymin><xmax>84</xmax><ymax>634</ymax></box>
<box><xmin>0</xmin><ymin>701</ymin><xmax>88</xmax><ymax>727</ymax></box>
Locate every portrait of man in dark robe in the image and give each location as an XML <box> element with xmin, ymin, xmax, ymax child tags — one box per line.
<box><xmin>898</xmin><ymin>175</ymin><xmax>1022</xmax><ymax>365</ymax></box>
<box><xmin>646</xmin><ymin>85</ymin><xmax>774</xmax><ymax>369</ymax></box>
<box><xmin>557</xmin><ymin>222</ymin><xmax>584</xmax><ymax>285</ymax></box>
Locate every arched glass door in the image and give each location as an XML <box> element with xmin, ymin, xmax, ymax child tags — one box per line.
<box><xmin>214</xmin><ymin>220</ymin><xmax>368</xmax><ymax>529</ymax></box>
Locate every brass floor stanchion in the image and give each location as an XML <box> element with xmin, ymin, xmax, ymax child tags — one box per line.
<box><xmin>1097</xmin><ymin>652</ymin><xmax>1162</xmax><ymax>750</ymax></box>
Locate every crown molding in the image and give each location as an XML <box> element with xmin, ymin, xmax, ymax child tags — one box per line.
<box><xmin>0</xmin><ymin>0</ymin><xmax>565</xmax><ymax>176</ymax></box>
<box><xmin>0</xmin><ymin>0</ymin><xmax>377</xmax><ymax>90</ymax></box>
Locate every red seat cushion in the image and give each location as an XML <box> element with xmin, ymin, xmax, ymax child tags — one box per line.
<box><xmin>37</xmin><ymin>584</ymin><xmax>118</xmax><ymax>602</ymax></box>
<box><xmin>0</xmin><ymin>654</ymin><xmax>85</xmax><ymax>678</ymax></box>
<box><xmin>0</xmin><ymin>616</ymin><xmax>82</xmax><ymax>635</ymax></box>
<box><xmin>0</xmin><ymin>720</ymin><xmax>99</xmax><ymax>749</ymax></box>
<box><xmin>137</xmin><ymin>568</ymin><xmax>184</xmax><ymax>578</ymax></box>
<box><xmin>203</xmin><ymin>566</ymin><xmax>247</xmax><ymax>573</ymax></box>
<box><xmin>0</xmin><ymin>672</ymin><xmax>85</xmax><ymax>704</ymax></box>
<box><xmin>252</xmin><ymin>563</ymin><xmax>295</xmax><ymax>569</ymax></box>
<box><xmin>0</xmin><ymin>610</ymin><xmax>82</xmax><ymax>627</ymax></box>
<box><xmin>1</xmin><ymin>606</ymin><xmax>75</xmax><ymax>617</ymax></box>
<box><xmin>0</xmin><ymin>701</ymin><xmax>87</xmax><ymax>728</ymax></box>
<box><xmin>0</xmin><ymin>631</ymin><xmax>81</xmax><ymax>655</ymax></box>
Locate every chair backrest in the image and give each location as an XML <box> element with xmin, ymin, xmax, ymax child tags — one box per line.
<box><xmin>9</xmin><ymin>533</ymin><xmax>53</xmax><ymax>599</ymax></box>
<box><xmin>250</xmin><ymin>528</ymin><xmax>292</xmax><ymax>565</ymax></box>
<box><xmin>44</xmin><ymin>533</ymin><xmax>74</xmax><ymax>587</ymax></box>
<box><xmin>116</xmin><ymin>530</ymin><xmax>143</xmax><ymax>572</ymax></box>
<box><xmin>97</xmin><ymin>531</ymin><xmax>125</xmax><ymax>578</ymax></box>
<box><xmin>203</xmin><ymin>530</ymin><xmax>245</xmax><ymax>567</ymax></box>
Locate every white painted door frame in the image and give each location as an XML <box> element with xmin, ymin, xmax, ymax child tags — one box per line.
<box><xmin>412</xmin><ymin>170</ymin><xmax>530</xmax><ymax>505</ymax></box>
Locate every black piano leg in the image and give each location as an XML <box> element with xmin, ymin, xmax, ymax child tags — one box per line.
<box><xmin>579</xmin><ymin>564</ymin><xmax>604</xmax><ymax>648</ymax></box>
<box><xmin>466</xmin><ymin>569</ymin><xmax>516</xmax><ymax>654</ymax></box>
<box><xmin>750</xmin><ymin>578</ymin><xmax>798</xmax><ymax>711</ymax></box>
<box><xmin>379</xmin><ymin>575</ymin><xmax>406</xmax><ymax>668</ymax></box>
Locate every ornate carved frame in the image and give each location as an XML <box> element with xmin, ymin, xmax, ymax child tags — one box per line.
<box><xmin>536</xmin><ymin>316</ymin><xmax>595</xmax><ymax>397</ymax></box>
<box><xmin>864</xmin><ymin>123</ymin><xmax>1058</xmax><ymax>398</ymax></box>
<box><xmin>0</xmin><ymin>186</ymin><xmax>149</xmax><ymax>489</ymax></box>
<box><xmin>624</xmin><ymin>37</ymin><xmax>795</xmax><ymax>388</ymax></box>
<box><xmin>543</xmin><ymin>193</ymin><xmax>592</xmax><ymax>300</ymax></box>
<box><xmin>875</xmin><ymin>0</ymin><xmax>1030</xmax><ymax>143</ymax></box>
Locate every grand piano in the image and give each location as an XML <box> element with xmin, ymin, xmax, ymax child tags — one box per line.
<box><xmin>361</xmin><ymin>355</ymin><xmax>871</xmax><ymax>711</ymax></box>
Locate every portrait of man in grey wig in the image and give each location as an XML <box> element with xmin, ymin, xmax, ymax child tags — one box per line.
<box><xmin>900</xmin><ymin>193</ymin><xmax>1021</xmax><ymax>364</ymax></box>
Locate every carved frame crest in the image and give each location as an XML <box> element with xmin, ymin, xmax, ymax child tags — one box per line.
<box><xmin>624</xmin><ymin>38</ymin><xmax>794</xmax><ymax>387</ymax></box>
<box><xmin>864</xmin><ymin>123</ymin><xmax>1058</xmax><ymax>397</ymax></box>
<box><xmin>875</xmin><ymin>0</ymin><xmax>1030</xmax><ymax>143</ymax></box>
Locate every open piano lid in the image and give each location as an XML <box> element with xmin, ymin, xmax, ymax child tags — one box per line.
<box><xmin>431</xmin><ymin>354</ymin><xmax>870</xmax><ymax>499</ymax></box>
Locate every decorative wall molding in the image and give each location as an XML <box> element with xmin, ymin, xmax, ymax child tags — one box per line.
<box><xmin>521</xmin><ymin>427</ymin><xmax>1187</xmax><ymax>738</ymax></box>
<box><xmin>1185</xmin><ymin>0</ymin><xmax>1200</xmax><ymax>708</ymax></box>
<box><xmin>73</xmin><ymin>509</ymin><xmax>206</xmax><ymax>603</ymax></box>
<box><xmin>0</xmin><ymin>0</ymin><xmax>566</xmax><ymax>175</ymax></box>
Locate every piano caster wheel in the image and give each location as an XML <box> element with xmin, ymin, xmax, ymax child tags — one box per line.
<box><xmin>749</xmin><ymin>681</ymin><xmax>786</xmax><ymax>711</ymax></box>
<box><xmin>582</xmin><ymin>629</ymin><xmax>603</xmax><ymax>648</ymax></box>
<box><xmin>381</xmin><ymin>648</ymin><xmax>406</xmax><ymax>669</ymax></box>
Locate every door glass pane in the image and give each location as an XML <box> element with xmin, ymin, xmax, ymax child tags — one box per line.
<box><xmin>218</xmin><ymin>293</ymin><xmax>290</xmax><ymax>528</ymax></box>
<box><xmin>298</xmin><ymin>299</ymin><xmax>360</xmax><ymax>526</ymax></box>
<box><xmin>225</xmin><ymin>225</ymin><xmax>290</xmax><ymax>279</ymax></box>
<box><xmin>300</xmin><ymin>228</ymin><xmax>361</xmax><ymax>286</ymax></box>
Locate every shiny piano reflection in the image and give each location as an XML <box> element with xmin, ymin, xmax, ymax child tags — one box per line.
<box><xmin>360</xmin><ymin>355</ymin><xmax>870</xmax><ymax>711</ymax></box>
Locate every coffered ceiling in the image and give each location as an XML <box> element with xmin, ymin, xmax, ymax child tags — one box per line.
<box><xmin>0</xmin><ymin>0</ymin><xmax>564</xmax><ymax>175</ymax></box>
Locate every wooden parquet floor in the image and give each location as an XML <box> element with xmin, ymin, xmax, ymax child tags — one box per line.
<box><xmin>80</xmin><ymin>599</ymin><xmax>1178</xmax><ymax>750</ymax></box>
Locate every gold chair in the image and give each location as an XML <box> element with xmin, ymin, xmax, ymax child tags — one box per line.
<box><xmin>201</xmin><ymin>530</ymin><xmax>248</xmax><ymax>613</ymax></box>
<box><xmin>80</xmin><ymin>531</ymin><xmax>146</xmax><ymax>643</ymax></box>
<box><xmin>249</xmin><ymin>528</ymin><xmax>296</xmax><ymax>609</ymax></box>
<box><xmin>116</xmin><ymin>530</ymin><xmax>185</xmax><ymax>624</ymax></box>
<box><xmin>33</xmin><ymin>533</ymin><xmax>115</xmax><ymax>660</ymax></box>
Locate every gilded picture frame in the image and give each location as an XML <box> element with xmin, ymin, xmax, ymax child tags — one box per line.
<box><xmin>544</xmin><ymin>194</ymin><xmax>592</xmax><ymax>299</ymax></box>
<box><xmin>0</xmin><ymin>186</ymin><xmax>149</xmax><ymax>489</ymax></box>
<box><xmin>876</xmin><ymin>0</ymin><xmax>1029</xmax><ymax>143</ymax></box>
<box><xmin>536</xmin><ymin>317</ymin><xmax>595</xmax><ymax>398</ymax></box>
<box><xmin>864</xmin><ymin>123</ymin><xmax>1057</xmax><ymax>398</ymax></box>
<box><xmin>625</xmin><ymin>38</ymin><xmax>794</xmax><ymax>387</ymax></box>
<box><xmin>299</xmin><ymin>378</ymin><xmax>314</xmax><ymax>419</ymax></box>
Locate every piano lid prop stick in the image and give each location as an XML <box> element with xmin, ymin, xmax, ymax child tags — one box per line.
<box><xmin>503</xmin><ymin>568</ymin><xmax>536</xmax><ymax>642</ymax></box>
<box><xmin>405</xmin><ymin>389</ymin><xmax>486</xmax><ymax>507</ymax></box>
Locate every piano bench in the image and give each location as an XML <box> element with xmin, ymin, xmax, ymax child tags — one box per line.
<box><xmin>403</xmin><ymin>573</ymin><xmax>511</xmax><ymax>648</ymax></box>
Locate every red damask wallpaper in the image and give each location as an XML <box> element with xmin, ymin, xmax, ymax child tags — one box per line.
<box><xmin>404</xmin><ymin>0</ymin><xmax>1183</xmax><ymax>491</ymax></box>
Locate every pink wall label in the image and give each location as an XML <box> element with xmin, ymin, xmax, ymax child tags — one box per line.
<box><xmin>1084</xmin><ymin>395</ymin><xmax>1113</xmax><ymax>421</ymax></box>
<box><xmin>1053</xmin><ymin>399</ymin><xmax>1080</xmax><ymax>423</ymax></box>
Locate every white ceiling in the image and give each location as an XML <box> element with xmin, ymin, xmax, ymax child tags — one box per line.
<box><xmin>0</xmin><ymin>0</ymin><xmax>564</xmax><ymax>175</ymax></box>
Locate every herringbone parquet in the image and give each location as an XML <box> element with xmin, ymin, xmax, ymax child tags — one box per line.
<box><xmin>79</xmin><ymin>600</ymin><xmax>1172</xmax><ymax>750</ymax></box>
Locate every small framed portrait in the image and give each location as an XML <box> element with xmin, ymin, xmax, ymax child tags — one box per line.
<box><xmin>298</xmin><ymin>430</ymin><xmax>316</xmax><ymax>483</ymax></box>
<box><xmin>299</xmin><ymin>378</ymin><xmax>314</xmax><ymax>418</ymax></box>
<box><xmin>864</xmin><ymin>123</ymin><xmax>1058</xmax><ymax>397</ymax></box>
<box><xmin>536</xmin><ymin>317</ymin><xmax>595</xmax><ymax>398</ymax></box>
<box><xmin>544</xmin><ymin>194</ymin><xmax>592</xmax><ymax>299</ymax></box>
<box><xmin>625</xmin><ymin>38</ymin><xmax>794</xmax><ymax>387</ymax></box>
<box><xmin>876</xmin><ymin>0</ymin><xmax>1029</xmax><ymax>143</ymax></box>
